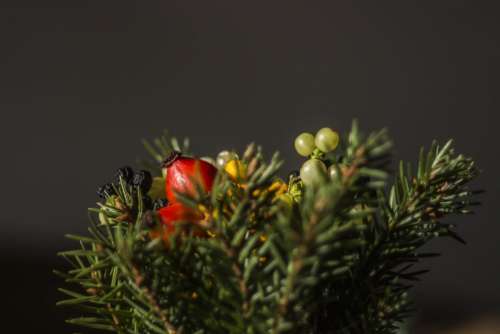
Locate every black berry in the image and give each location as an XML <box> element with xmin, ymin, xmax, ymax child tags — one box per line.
<box><xmin>116</xmin><ymin>166</ymin><xmax>134</xmax><ymax>184</ymax></box>
<box><xmin>133</xmin><ymin>170</ymin><xmax>153</xmax><ymax>192</ymax></box>
<box><xmin>142</xmin><ymin>195</ymin><xmax>153</xmax><ymax>210</ymax></box>
<box><xmin>97</xmin><ymin>183</ymin><xmax>115</xmax><ymax>199</ymax></box>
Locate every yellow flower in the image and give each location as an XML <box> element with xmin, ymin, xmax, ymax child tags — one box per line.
<box><xmin>251</xmin><ymin>179</ymin><xmax>288</xmax><ymax>199</ymax></box>
<box><xmin>224</xmin><ymin>159</ymin><xmax>247</xmax><ymax>181</ymax></box>
<box><xmin>269</xmin><ymin>179</ymin><xmax>288</xmax><ymax>196</ymax></box>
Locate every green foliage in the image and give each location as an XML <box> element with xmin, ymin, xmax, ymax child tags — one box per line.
<box><xmin>56</xmin><ymin>121</ymin><xmax>480</xmax><ymax>333</ymax></box>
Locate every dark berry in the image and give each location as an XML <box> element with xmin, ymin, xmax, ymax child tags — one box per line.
<box><xmin>142</xmin><ymin>195</ymin><xmax>153</xmax><ymax>210</ymax></box>
<box><xmin>116</xmin><ymin>166</ymin><xmax>134</xmax><ymax>183</ymax></box>
<box><xmin>133</xmin><ymin>170</ymin><xmax>153</xmax><ymax>192</ymax></box>
<box><xmin>97</xmin><ymin>183</ymin><xmax>115</xmax><ymax>199</ymax></box>
<box><xmin>154</xmin><ymin>198</ymin><xmax>168</xmax><ymax>210</ymax></box>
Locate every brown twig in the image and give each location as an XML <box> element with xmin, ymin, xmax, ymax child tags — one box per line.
<box><xmin>132</xmin><ymin>265</ymin><xmax>178</xmax><ymax>334</ymax></box>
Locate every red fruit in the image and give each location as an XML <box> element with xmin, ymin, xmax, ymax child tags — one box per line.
<box><xmin>159</xmin><ymin>202</ymin><xmax>204</xmax><ymax>225</ymax></box>
<box><xmin>158</xmin><ymin>202</ymin><xmax>206</xmax><ymax>238</ymax></box>
<box><xmin>163</xmin><ymin>151</ymin><xmax>217</xmax><ymax>203</ymax></box>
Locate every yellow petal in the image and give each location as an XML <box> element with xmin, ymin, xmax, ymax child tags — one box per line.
<box><xmin>225</xmin><ymin>159</ymin><xmax>247</xmax><ymax>181</ymax></box>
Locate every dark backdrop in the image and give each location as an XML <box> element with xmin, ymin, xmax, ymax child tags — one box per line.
<box><xmin>1</xmin><ymin>1</ymin><xmax>498</xmax><ymax>332</ymax></box>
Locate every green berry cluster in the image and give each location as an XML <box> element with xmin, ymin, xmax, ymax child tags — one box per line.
<box><xmin>294</xmin><ymin>127</ymin><xmax>341</xmax><ymax>187</ymax></box>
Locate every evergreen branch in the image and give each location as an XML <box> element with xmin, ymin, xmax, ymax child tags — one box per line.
<box><xmin>334</xmin><ymin>140</ymin><xmax>480</xmax><ymax>333</ymax></box>
<box><xmin>269</xmin><ymin>122</ymin><xmax>393</xmax><ymax>333</ymax></box>
<box><xmin>130</xmin><ymin>265</ymin><xmax>178</xmax><ymax>334</ymax></box>
<box><xmin>57</xmin><ymin>123</ymin><xmax>480</xmax><ymax>334</ymax></box>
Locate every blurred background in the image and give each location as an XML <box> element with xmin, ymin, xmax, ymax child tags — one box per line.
<box><xmin>1</xmin><ymin>1</ymin><xmax>498</xmax><ymax>332</ymax></box>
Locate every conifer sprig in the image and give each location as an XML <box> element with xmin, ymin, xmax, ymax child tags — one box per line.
<box><xmin>57</xmin><ymin>121</ymin><xmax>480</xmax><ymax>334</ymax></box>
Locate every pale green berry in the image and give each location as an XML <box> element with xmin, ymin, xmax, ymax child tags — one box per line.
<box><xmin>216</xmin><ymin>150</ymin><xmax>237</xmax><ymax>168</ymax></box>
<box><xmin>328</xmin><ymin>164</ymin><xmax>340</xmax><ymax>180</ymax></box>
<box><xmin>294</xmin><ymin>132</ymin><xmax>316</xmax><ymax>157</ymax></box>
<box><xmin>315</xmin><ymin>127</ymin><xmax>339</xmax><ymax>153</ymax></box>
<box><xmin>300</xmin><ymin>159</ymin><xmax>327</xmax><ymax>186</ymax></box>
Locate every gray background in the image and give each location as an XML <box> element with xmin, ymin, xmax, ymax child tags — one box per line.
<box><xmin>1</xmin><ymin>1</ymin><xmax>498</xmax><ymax>332</ymax></box>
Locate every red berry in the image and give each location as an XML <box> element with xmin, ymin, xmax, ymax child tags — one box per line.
<box><xmin>158</xmin><ymin>202</ymin><xmax>206</xmax><ymax>238</ymax></box>
<box><xmin>158</xmin><ymin>202</ymin><xmax>204</xmax><ymax>225</ymax></box>
<box><xmin>163</xmin><ymin>151</ymin><xmax>217</xmax><ymax>203</ymax></box>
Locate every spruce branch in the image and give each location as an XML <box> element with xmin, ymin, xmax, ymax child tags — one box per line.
<box><xmin>57</xmin><ymin>122</ymin><xmax>480</xmax><ymax>334</ymax></box>
<box><xmin>264</xmin><ymin>122</ymin><xmax>392</xmax><ymax>334</ymax></box>
<box><xmin>326</xmin><ymin>139</ymin><xmax>480</xmax><ymax>334</ymax></box>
